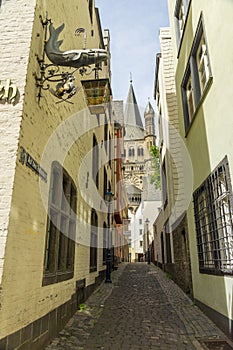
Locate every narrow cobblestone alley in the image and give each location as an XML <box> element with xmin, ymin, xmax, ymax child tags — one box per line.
<box><xmin>46</xmin><ymin>263</ymin><xmax>233</xmax><ymax>350</ymax></box>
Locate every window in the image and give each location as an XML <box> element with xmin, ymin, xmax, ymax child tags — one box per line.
<box><xmin>108</xmin><ymin>132</ymin><xmax>112</xmax><ymax>167</ymax></box>
<box><xmin>128</xmin><ymin>147</ymin><xmax>135</xmax><ymax>157</ymax></box>
<box><xmin>103</xmin><ymin>222</ymin><xmax>107</xmax><ymax>265</ymax></box>
<box><xmin>140</xmin><ymin>241</ymin><xmax>143</xmax><ymax>247</ymax></box>
<box><xmin>43</xmin><ymin>162</ymin><xmax>76</xmax><ymax>286</ymax></box>
<box><xmin>104</xmin><ymin>116</ymin><xmax>108</xmax><ymax>151</ymax></box>
<box><xmin>139</xmin><ymin>219</ymin><xmax>142</xmax><ymax>225</ymax></box>
<box><xmin>174</xmin><ymin>0</ymin><xmax>191</xmax><ymax>48</ymax></box>
<box><xmin>88</xmin><ymin>0</ymin><xmax>93</xmax><ymax>23</ymax></box>
<box><xmin>162</xmin><ymin>161</ymin><xmax>168</xmax><ymax>208</ymax></box>
<box><xmin>193</xmin><ymin>157</ymin><xmax>233</xmax><ymax>275</ymax></box>
<box><xmin>90</xmin><ymin>209</ymin><xmax>98</xmax><ymax>272</ymax></box>
<box><xmin>181</xmin><ymin>15</ymin><xmax>212</xmax><ymax>133</ymax></box>
<box><xmin>165</xmin><ymin>220</ymin><xmax>172</xmax><ymax>263</ymax></box>
<box><xmin>139</xmin><ymin>229</ymin><xmax>143</xmax><ymax>235</ymax></box>
<box><xmin>103</xmin><ymin>167</ymin><xmax>107</xmax><ymax>199</ymax></box>
<box><xmin>138</xmin><ymin>146</ymin><xmax>144</xmax><ymax>157</ymax></box>
<box><xmin>196</xmin><ymin>34</ymin><xmax>210</xmax><ymax>93</ymax></box>
<box><xmin>178</xmin><ymin>2</ymin><xmax>185</xmax><ymax>33</ymax></box>
<box><xmin>184</xmin><ymin>71</ymin><xmax>195</xmax><ymax>124</ymax></box>
<box><xmin>92</xmin><ymin>134</ymin><xmax>99</xmax><ymax>188</ymax></box>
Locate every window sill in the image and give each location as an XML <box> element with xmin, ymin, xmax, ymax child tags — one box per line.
<box><xmin>90</xmin><ymin>266</ymin><xmax>97</xmax><ymax>273</ymax></box>
<box><xmin>42</xmin><ymin>270</ymin><xmax>74</xmax><ymax>286</ymax></box>
<box><xmin>185</xmin><ymin>76</ymin><xmax>213</xmax><ymax>137</ymax></box>
<box><xmin>199</xmin><ymin>267</ymin><xmax>233</xmax><ymax>276</ymax></box>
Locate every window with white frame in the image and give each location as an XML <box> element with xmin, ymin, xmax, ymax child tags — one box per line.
<box><xmin>193</xmin><ymin>156</ymin><xmax>233</xmax><ymax>275</ymax></box>
<box><xmin>196</xmin><ymin>34</ymin><xmax>210</xmax><ymax>93</ymax></box>
<box><xmin>174</xmin><ymin>0</ymin><xmax>191</xmax><ymax>47</ymax></box>
<box><xmin>178</xmin><ymin>1</ymin><xmax>185</xmax><ymax>33</ymax></box>
<box><xmin>184</xmin><ymin>71</ymin><xmax>195</xmax><ymax>124</ymax></box>
<box><xmin>181</xmin><ymin>15</ymin><xmax>212</xmax><ymax>133</ymax></box>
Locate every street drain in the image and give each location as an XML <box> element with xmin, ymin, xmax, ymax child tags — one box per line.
<box><xmin>201</xmin><ymin>339</ymin><xmax>233</xmax><ymax>350</ymax></box>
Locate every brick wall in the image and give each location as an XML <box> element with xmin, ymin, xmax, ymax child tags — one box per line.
<box><xmin>0</xmin><ymin>0</ymin><xmax>37</xmax><ymax>285</ymax></box>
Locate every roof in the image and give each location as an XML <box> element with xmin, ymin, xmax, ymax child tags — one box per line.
<box><xmin>112</xmin><ymin>100</ymin><xmax>124</xmax><ymax>125</ymax></box>
<box><xmin>124</xmin><ymin>82</ymin><xmax>144</xmax><ymax>140</ymax></box>
<box><xmin>144</xmin><ymin>101</ymin><xmax>154</xmax><ymax>116</ymax></box>
<box><xmin>126</xmin><ymin>184</ymin><xmax>142</xmax><ymax>195</ymax></box>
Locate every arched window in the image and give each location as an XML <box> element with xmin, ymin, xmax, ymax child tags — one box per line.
<box><xmin>103</xmin><ymin>222</ymin><xmax>107</xmax><ymax>264</ymax></box>
<box><xmin>129</xmin><ymin>147</ymin><xmax>135</xmax><ymax>157</ymax></box>
<box><xmin>138</xmin><ymin>146</ymin><xmax>144</xmax><ymax>157</ymax></box>
<box><xmin>92</xmin><ymin>134</ymin><xmax>99</xmax><ymax>188</ymax></box>
<box><xmin>90</xmin><ymin>209</ymin><xmax>98</xmax><ymax>272</ymax></box>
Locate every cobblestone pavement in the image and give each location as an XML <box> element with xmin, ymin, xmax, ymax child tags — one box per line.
<box><xmin>45</xmin><ymin>263</ymin><xmax>233</xmax><ymax>350</ymax></box>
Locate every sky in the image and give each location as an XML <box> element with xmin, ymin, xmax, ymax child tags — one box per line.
<box><xmin>95</xmin><ymin>0</ymin><xmax>170</xmax><ymax>113</ymax></box>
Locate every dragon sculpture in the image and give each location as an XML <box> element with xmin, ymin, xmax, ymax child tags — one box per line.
<box><xmin>45</xmin><ymin>23</ymin><xmax>108</xmax><ymax>68</ymax></box>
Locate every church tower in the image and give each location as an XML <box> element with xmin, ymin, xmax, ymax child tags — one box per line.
<box><xmin>144</xmin><ymin>100</ymin><xmax>156</xmax><ymax>147</ymax></box>
<box><xmin>123</xmin><ymin>80</ymin><xmax>145</xmax><ymax>212</ymax></box>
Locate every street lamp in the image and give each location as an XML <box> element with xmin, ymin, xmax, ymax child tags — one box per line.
<box><xmin>105</xmin><ymin>190</ymin><xmax>113</xmax><ymax>283</ymax></box>
<box><xmin>145</xmin><ymin>218</ymin><xmax>150</xmax><ymax>264</ymax></box>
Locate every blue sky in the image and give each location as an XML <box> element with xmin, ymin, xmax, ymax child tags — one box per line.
<box><xmin>95</xmin><ymin>0</ymin><xmax>169</xmax><ymax>112</ymax></box>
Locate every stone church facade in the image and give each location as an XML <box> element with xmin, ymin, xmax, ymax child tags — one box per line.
<box><xmin>122</xmin><ymin>82</ymin><xmax>161</xmax><ymax>262</ymax></box>
<box><xmin>123</xmin><ymin>81</ymin><xmax>156</xmax><ymax>212</ymax></box>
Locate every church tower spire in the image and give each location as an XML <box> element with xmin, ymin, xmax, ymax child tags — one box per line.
<box><xmin>144</xmin><ymin>99</ymin><xmax>156</xmax><ymax>146</ymax></box>
<box><xmin>124</xmin><ymin>80</ymin><xmax>144</xmax><ymax>140</ymax></box>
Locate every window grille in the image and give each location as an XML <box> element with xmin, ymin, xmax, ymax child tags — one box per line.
<box><xmin>193</xmin><ymin>157</ymin><xmax>233</xmax><ymax>275</ymax></box>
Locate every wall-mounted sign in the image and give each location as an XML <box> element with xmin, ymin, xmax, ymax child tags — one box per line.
<box><xmin>19</xmin><ymin>147</ymin><xmax>47</xmax><ymax>182</ymax></box>
<box><xmin>0</xmin><ymin>79</ymin><xmax>18</xmax><ymax>104</ymax></box>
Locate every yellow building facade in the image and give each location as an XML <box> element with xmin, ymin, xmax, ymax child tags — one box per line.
<box><xmin>0</xmin><ymin>0</ymin><xmax>125</xmax><ymax>348</ymax></box>
<box><xmin>167</xmin><ymin>0</ymin><xmax>233</xmax><ymax>338</ymax></box>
